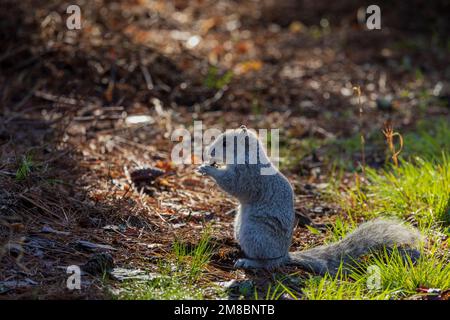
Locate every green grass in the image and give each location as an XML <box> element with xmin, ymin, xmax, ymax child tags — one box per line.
<box><xmin>301</xmin><ymin>242</ymin><xmax>450</xmax><ymax>300</ymax></box>
<box><xmin>300</xmin><ymin>156</ymin><xmax>449</xmax><ymax>298</ymax></box>
<box><xmin>118</xmin><ymin>226</ymin><xmax>221</xmax><ymax>300</ymax></box>
<box><xmin>257</xmin><ymin>239</ymin><xmax>449</xmax><ymax>300</ymax></box>
<box><xmin>358</xmin><ymin>246</ymin><xmax>450</xmax><ymax>296</ymax></box>
<box><xmin>321</xmin><ymin>118</ymin><xmax>450</xmax><ymax>171</ymax></box>
<box><xmin>402</xmin><ymin>119</ymin><xmax>450</xmax><ymax>160</ymax></box>
<box><xmin>16</xmin><ymin>154</ymin><xmax>34</xmax><ymax>181</ymax></box>
<box><xmin>254</xmin><ymin>280</ymin><xmax>299</xmax><ymax>300</ymax></box>
<box><xmin>284</xmin><ymin>121</ymin><xmax>450</xmax><ymax>300</ymax></box>
<box><xmin>272</xmin><ymin>217</ymin><xmax>449</xmax><ymax>300</ymax></box>
<box><xmin>324</xmin><ymin>216</ymin><xmax>357</xmax><ymax>243</ymax></box>
<box><xmin>301</xmin><ymin>268</ymin><xmax>394</xmax><ymax>300</ymax></box>
<box><xmin>336</xmin><ymin>155</ymin><xmax>450</xmax><ymax>226</ymax></box>
<box><xmin>172</xmin><ymin>226</ymin><xmax>214</xmax><ymax>282</ymax></box>
<box><xmin>329</xmin><ymin>118</ymin><xmax>450</xmax><ymax>227</ymax></box>
<box><xmin>204</xmin><ymin>66</ymin><xmax>233</xmax><ymax>90</ymax></box>
<box><xmin>365</xmin><ymin>156</ymin><xmax>450</xmax><ymax>225</ymax></box>
<box><xmin>119</xmin><ymin>275</ymin><xmax>207</xmax><ymax>300</ymax></box>
<box><xmin>322</xmin><ymin>128</ymin><xmax>386</xmax><ymax>171</ymax></box>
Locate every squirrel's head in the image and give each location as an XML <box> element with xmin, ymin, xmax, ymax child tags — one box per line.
<box><xmin>205</xmin><ymin>126</ymin><xmax>267</xmax><ymax>166</ymax></box>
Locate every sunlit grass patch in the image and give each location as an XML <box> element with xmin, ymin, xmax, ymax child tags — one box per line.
<box><xmin>365</xmin><ymin>156</ymin><xmax>450</xmax><ymax>225</ymax></box>
<box><xmin>119</xmin><ymin>275</ymin><xmax>206</xmax><ymax>300</ymax></box>
<box><xmin>254</xmin><ymin>280</ymin><xmax>300</xmax><ymax>300</ymax></box>
<box><xmin>301</xmin><ymin>269</ymin><xmax>394</xmax><ymax>300</ymax></box>
<box><xmin>172</xmin><ymin>225</ymin><xmax>214</xmax><ymax>282</ymax></box>
<box><xmin>301</xmin><ymin>243</ymin><xmax>450</xmax><ymax>300</ymax></box>
<box><xmin>291</xmin><ymin>218</ymin><xmax>450</xmax><ymax>300</ymax></box>
<box><xmin>334</xmin><ymin>154</ymin><xmax>449</xmax><ymax>226</ymax></box>
<box><xmin>118</xmin><ymin>226</ymin><xmax>220</xmax><ymax>300</ymax></box>
<box><xmin>352</xmin><ymin>246</ymin><xmax>450</xmax><ymax>297</ymax></box>
<box><xmin>324</xmin><ymin>216</ymin><xmax>358</xmax><ymax>243</ymax></box>
<box><xmin>307</xmin><ymin>128</ymin><xmax>450</xmax><ymax>299</ymax></box>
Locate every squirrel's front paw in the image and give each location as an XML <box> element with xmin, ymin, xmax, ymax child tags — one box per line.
<box><xmin>197</xmin><ymin>164</ymin><xmax>216</xmax><ymax>176</ymax></box>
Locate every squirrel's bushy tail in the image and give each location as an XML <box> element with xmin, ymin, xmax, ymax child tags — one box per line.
<box><xmin>289</xmin><ymin>219</ymin><xmax>423</xmax><ymax>275</ymax></box>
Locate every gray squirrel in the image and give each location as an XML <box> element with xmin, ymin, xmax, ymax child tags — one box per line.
<box><xmin>198</xmin><ymin>126</ymin><xmax>423</xmax><ymax>275</ymax></box>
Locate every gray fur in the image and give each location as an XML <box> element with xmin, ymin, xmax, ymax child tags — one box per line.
<box><xmin>289</xmin><ymin>219</ymin><xmax>423</xmax><ymax>275</ymax></box>
<box><xmin>198</xmin><ymin>127</ymin><xmax>423</xmax><ymax>274</ymax></box>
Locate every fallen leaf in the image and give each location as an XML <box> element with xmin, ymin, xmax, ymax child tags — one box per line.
<box><xmin>41</xmin><ymin>225</ymin><xmax>71</xmax><ymax>236</ymax></box>
<box><xmin>289</xmin><ymin>21</ymin><xmax>305</xmax><ymax>33</ymax></box>
<box><xmin>234</xmin><ymin>60</ymin><xmax>263</xmax><ymax>75</ymax></box>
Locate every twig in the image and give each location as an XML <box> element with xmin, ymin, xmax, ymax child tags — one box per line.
<box><xmin>140</xmin><ymin>64</ymin><xmax>154</xmax><ymax>91</ymax></box>
<box><xmin>18</xmin><ymin>194</ymin><xmax>63</xmax><ymax>221</ymax></box>
<box><xmin>34</xmin><ymin>90</ymin><xmax>80</xmax><ymax>105</ymax></box>
<box><xmin>353</xmin><ymin>86</ymin><xmax>366</xmax><ymax>175</ymax></box>
<box><xmin>0</xmin><ymin>170</ymin><xmax>15</xmax><ymax>176</ymax></box>
<box><xmin>12</xmin><ymin>81</ymin><xmax>43</xmax><ymax>110</ymax></box>
<box><xmin>0</xmin><ymin>45</ymin><xmax>29</xmax><ymax>63</ymax></box>
<box><xmin>194</xmin><ymin>87</ymin><xmax>227</xmax><ymax>112</ymax></box>
<box><xmin>382</xmin><ymin>122</ymin><xmax>403</xmax><ymax>167</ymax></box>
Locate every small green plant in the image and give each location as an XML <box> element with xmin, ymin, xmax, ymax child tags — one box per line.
<box><xmin>119</xmin><ymin>226</ymin><xmax>216</xmax><ymax>300</ymax></box>
<box><xmin>306</xmin><ymin>225</ymin><xmax>321</xmax><ymax>236</ymax></box>
<box><xmin>253</xmin><ymin>275</ymin><xmax>300</xmax><ymax>300</ymax></box>
<box><xmin>173</xmin><ymin>225</ymin><xmax>214</xmax><ymax>282</ymax></box>
<box><xmin>324</xmin><ymin>216</ymin><xmax>357</xmax><ymax>243</ymax></box>
<box><xmin>16</xmin><ymin>154</ymin><xmax>34</xmax><ymax>181</ymax></box>
<box><xmin>204</xmin><ymin>66</ymin><xmax>233</xmax><ymax>89</ymax></box>
<box><xmin>255</xmin><ymin>281</ymin><xmax>298</xmax><ymax>300</ymax></box>
<box><xmin>333</xmin><ymin>173</ymin><xmax>369</xmax><ymax>219</ymax></box>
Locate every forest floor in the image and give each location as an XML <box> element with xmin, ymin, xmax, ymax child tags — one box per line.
<box><xmin>0</xmin><ymin>0</ymin><xmax>449</xmax><ymax>299</ymax></box>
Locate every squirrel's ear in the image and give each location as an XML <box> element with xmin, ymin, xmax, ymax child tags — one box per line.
<box><xmin>237</xmin><ymin>125</ymin><xmax>249</xmax><ymax>145</ymax></box>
